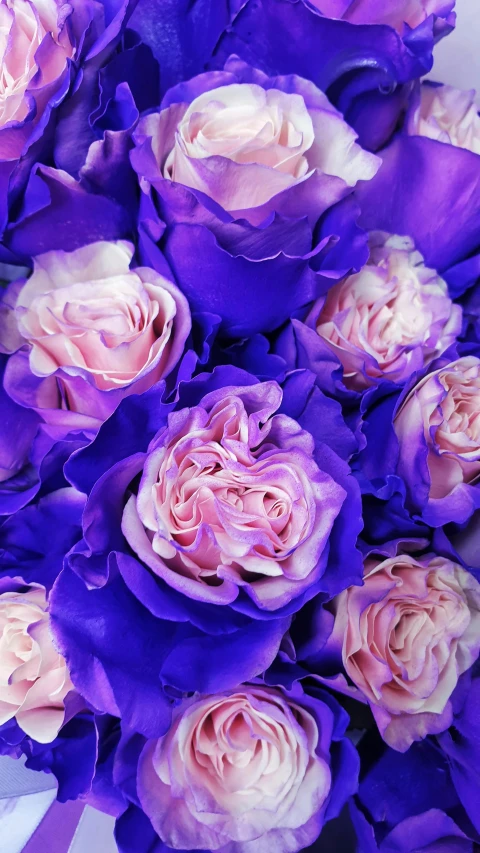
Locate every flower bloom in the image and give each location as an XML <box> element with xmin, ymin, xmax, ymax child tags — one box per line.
<box><xmin>394</xmin><ymin>356</ymin><xmax>480</xmax><ymax>525</ymax></box>
<box><xmin>335</xmin><ymin>553</ymin><xmax>480</xmax><ymax>750</ymax></box>
<box><xmin>157</xmin><ymin>78</ymin><xmax>379</xmax><ymax>221</ymax></box>
<box><xmin>315</xmin><ymin>232</ymin><xmax>461</xmax><ymax>390</ymax></box>
<box><xmin>122</xmin><ymin>381</ymin><xmax>346</xmax><ymax>611</ymax></box>
<box><xmin>2</xmin><ymin>240</ymin><xmax>191</xmax><ymax>423</ymax></box>
<box><xmin>130</xmin><ymin>57</ymin><xmax>379</xmax><ymax>337</ymax></box>
<box><xmin>136</xmin><ymin>684</ymin><xmax>358</xmax><ymax>852</ymax></box>
<box><xmin>310</xmin><ymin>0</ymin><xmax>455</xmax><ymax>33</ymax></box>
<box><xmin>408</xmin><ymin>83</ymin><xmax>480</xmax><ymax>154</ymax></box>
<box><xmin>0</xmin><ymin>0</ymin><xmax>73</xmax><ymax>128</ymax></box>
<box><xmin>0</xmin><ymin>577</ymin><xmax>72</xmax><ymax>743</ymax></box>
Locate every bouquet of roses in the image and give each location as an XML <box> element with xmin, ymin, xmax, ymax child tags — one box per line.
<box><xmin>0</xmin><ymin>0</ymin><xmax>479</xmax><ymax>850</ymax></box>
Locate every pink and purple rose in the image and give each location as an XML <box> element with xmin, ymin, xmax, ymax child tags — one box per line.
<box><xmin>0</xmin><ymin>576</ymin><xmax>72</xmax><ymax>743</ymax></box>
<box><xmin>314</xmin><ymin>231</ymin><xmax>461</xmax><ymax>390</ymax></box>
<box><xmin>48</xmin><ymin>368</ymin><xmax>363</xmax><ymax>732</ymax></box>
<box><xmin>131</xmin><ymin>56</ymin><xmax>379</xmax><ymax>337</ymax></box>
<box><xmin>123</xmin><ymin>381</ymin><xmax>345</xmax><ymax>611</ymax></box>
<box><xmin>394</xmin><ymin>356</ymin><xmax>480</xmax><ymax>526</ymax></box>
<box><xmin>408</xmin><ymin>82</ymin><xmax>480</xmax><ymax>153</ymax></box>
<box><xmin>0</xmin><ymin>240</ymin><xmax>191</xmax><ymax>427</ymax></box>
<box><xmin>114</xmin><ymin>682</ymin><xmax>359</xmax><ymax>853</ymax></box>
<box><xmin>332</xmin><ymin>551</ymin><xmax>480</xmax><ymax>750</ymax></box>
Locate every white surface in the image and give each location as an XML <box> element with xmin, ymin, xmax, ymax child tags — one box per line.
<box><xmin>431</xmin><ymin>0</ymin><xmax>480</xmax><ymax>96</ymax></box>
<box><xmin>69</xmin><ymin>807</ymin><xmax>117</xmax><ymax>853</ymax></box>
<box><xmin>0</xmin><ymin>790</ymin><xmax>57</xmax><ymax>853</ymax></box>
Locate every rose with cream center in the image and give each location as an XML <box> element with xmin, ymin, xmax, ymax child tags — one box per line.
<box><xmin>394</xmin><ymin>357</ymin><xmax>480</xmax><ymax>523</ymax></box>
<box><xmin>0</xmin><ymin>0</ymin><xmax>74</xmax><ymax>127</ymax></box>
<box><xmin>310</xmin><ymin>0</ymin><xmax>454</xmax><ymax>33</ymax></box>
<box><xmin>0</xmin><ymin>578</ymin><xmax>72</xmax><ymax>743</ymax></box>
<box><xmin>121</xmin><ymin>382</ymin><xmax>346</xmax><ymax>611</ymax></box>
<box><xmin>136</xmin><ymin>685</ymin><xmax>351</xmax><ymax>853</ymax></box>
<box><xmin>315</xmin><ymin>232</ymin><xmax>461</xmax><ymax>390</ymax></box>
<box><xmin>408</xmin><ymin>83</ymin><xmax>480</xmax><ymax>154</ymax></box>
<box><xmin>6</xmin><ymin>240</ymin><xmax>191</xmax><ymax>418</ymax></box>
<box><xmin>335</xmin><ymin>554</ymin><xmax>480</xmax><ymax>751</ymax></box>
<box><xmin>154</xmin><ymin>80</ymin><xmax>379</xmax><ymax>220</ymax></box>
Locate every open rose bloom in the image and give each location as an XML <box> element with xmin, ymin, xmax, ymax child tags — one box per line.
<box><xmin>332</xmin><ymin>553</ymin><xmax>480</xmax><ymax>751</ymax></box>
<box><xmin>130</xmin><ymin>56</ymin><xmax>380</xmax><ymax>336</ymax></box>
<box><xmin>0</xmin><ymin>577</ymin><xmax>72</xmax><ymax>743</ymax></box>
<box><xmin>394</xmin><ymin>356</ymin><xmax>480</xmax><ymax>526</ymax></box>
<box><xmin>0</xmin><ymin>240</ymin><xmax>191</xmax><ymax>426</ymax></box>
<box><xmin>0</xmin><ymin>0</ymin><xmax>78</xmax><ymax>235</ymax></box>
<box><xmin>408</xmin><ymin>82</ymin><xmax>480</xmax><ymax>154</ymax></box>
<box><xmin>121</xmin><ymin>381</ymin><xmax>347</xmax><ymax>612</ymax></box>
<box><xmin>155</xmin><ymin>77</ymin><xmax>379</xmax><ymax>223</ymax></box>
<box><xmin>314</xmin><ymin>231</ymin><xmax>461</xmax><ymax>390</ymax></box>
<box><xmin>129</xmin><ymin>684</ymin><xmax>358</xmax><ymax>853</ymax></box>
<box><xmin>0</xmin><ymin>0</ymin><xmax>74</xmax><ymax>128</ymax></box>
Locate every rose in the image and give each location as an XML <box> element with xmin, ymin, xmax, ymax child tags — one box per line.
<box><xmin>333</xmin><ymin>552</ymin><xmax>480</xmax><ymax>750</ymax></box>
<box><xmin>122</xmin><ymin>381</ymin><xmax>348</xmax><ymax>612</ymax></box>
<box><xmin>131</xmin><ymin>56</ymin><xmax>379</xmax><ymax>337</ymax></box>
<box><xmin>0</xmin><ymin>0</ymin><xmax>74</xmax><ymax>129</ymax></box>
<box><xmin>314</xmin><ymin>231</ymin><xmax>461</xmax><ymax>390</ymax></box>
<box><xmin>1</xmin><ymin>241</ymin><xmax>191</xmax><ymax>425</ymax></box>
<box><xmin>0</xmin><ymin>576</ymin><xmax>72</xmax><ymax>743</ymax></box>
<box><xmin>0</xmin><ymin>0</ymin><xmax>141</xmax><ymax>260</ymax></box>
<box><xmin>394</xmin><ymin>356</ymin><xmax>480</xmax><ymax>526</ymax></box>
<box><xmin>310</xmin><ymin>0</ymin><xmax>455</xmax><ymax>33</ymax></box>
<box><xmin>51</xmin><ymin>368</ymin><xmax>362</xmax><ymax>726</ymax></box>
<box><xmin>407</xmin><ymin>83</ymin><xmax>480</xmax><ymax>154</ymax></box>
<box><xmin>159</xmin><ymin>78</ymin><xmax>378</xmax><ymax>220</ymax></box>
<box><xmin>116</xmin><ymin>683</ymin><xmax>358</xmax><ymax>853</ymax></box>
<box><xmin>0</xmin><ymin>0</ymin><xmax>77</xmax><ymax>240</ymax></box>
<box><xmin>0</xmin><ymin>490</ymin><xmax>103</xmax><ymax>801</ymax></box>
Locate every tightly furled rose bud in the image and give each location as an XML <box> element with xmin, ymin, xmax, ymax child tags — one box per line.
<box><xmin>122</xmin><ymin>382</ymin><xmax>346</xmax><ymax>611</ymax></box>
<box><xmin>315</xmin><ymin>232</ymin><xmax>461</xmax><ymax>390</ymax></box>
<box><xmin>334</xmin><ymin>553</ymin><xmax>480</xmax><ymax>751</ymax></box>
<box><xmin>2</xmin><ymin>240</ymin><xmax>191</xmax><ymax>423</ymax></box>
<box><xmin>394</xmin><ymin>356</ymin><xmax>480</xmax><ymax>525</ymax></box>
<box><xmin>311</xmin><ymin>0</ymin><xmax>454</xmax><ymax>33</ymax></box>
<box><xmin>0</xmin><ymin>0</ymin><xmax>74</xmax><ymax>128</ymax></box>
<box><xmin>0</xmin><ymin>577</ymin><xmax>72</xmax><ymax>743</ymax></box>
<box><xmin>136</xmin><ymin>684</ymin><xmax>358</xmax><ymax>853</ymax></box>
<box><xmin>408</xmin><ymin>83</ymin><xmax>480</xmax><ymax>154</ymax></box>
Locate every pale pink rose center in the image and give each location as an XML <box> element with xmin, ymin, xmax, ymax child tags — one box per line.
<box><xmin>344</xmin><ymin>556</ymin><xmax>480</xmax><ymax>716</ymax></box>
<box><xmin>137</xmin><ymin>398</ymin><xmax>317</xmax><ymax>584</ymax></box>
<box><xmin>0</xmin><ymin>585</ymin><xmax>72</xmax><ymax>742</ymax></box>
<box><xmin>165</xmin><ymin>84</ymin><xmax>314</xmax><ymax>181</ymax></box>
<box><xmin>18</xmin><ymin>274</ymin><xmax>179</xmax><ymax>390</ymax></box>
<box><xmin>0</xmin><ymin>0</ymin><xmax>73</xmax><ymax>126</ymax></box>
<box><xmin>152</xmin><ymin>689</ymin><xmax>330</xmax><ymax>833</ymax></box>
<box><xmin>414</xmin><ymin>85</ymin><xmax>480</xmax><ymax>155</ymax></box>
<box><xmin>316</xmin><ymin>233</ymin><xmax>459</xmax><ymax>389</ymax></box>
